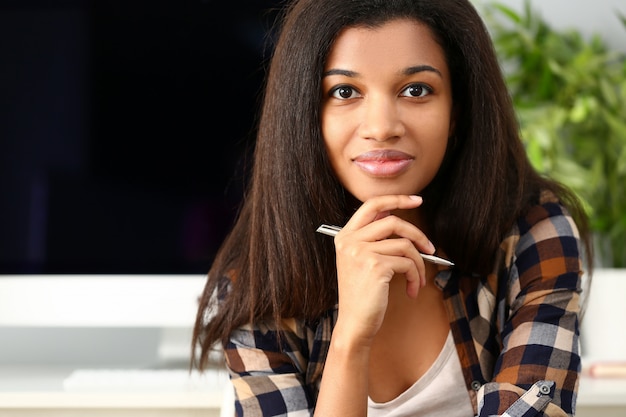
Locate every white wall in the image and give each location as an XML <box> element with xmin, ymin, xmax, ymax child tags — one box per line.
<box><xmin>580</xmin><ymin>269</ymin><xmax>626</xmax><ymax>361</ymax></box>
<box><xmin>475</xmin><ymin>0</ymin><xmax>626</xmax><ymax>52</ymax></box>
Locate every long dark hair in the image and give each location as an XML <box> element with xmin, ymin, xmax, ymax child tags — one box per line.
<box><xmin>192</xmin><ymin>0</ymin><xmax>592</xmax><ymax>370</ymax></box>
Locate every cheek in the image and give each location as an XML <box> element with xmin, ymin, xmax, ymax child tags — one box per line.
<box><xmin>419</xmin><ymin>109</ymin><xmax>453</xmax><ymax>152</ymax></box>
<box><xmin>321</xmin><ymin>115</ymin><xmax>348</xmax><ymax>161</ymax></box>
<box><xmin>433</xmin><ymin>126</ymin><xmax>451</xmax><ymax>154</ymax></box>
<box><xmin>413</xmin><ymin>118</ymin><xmax>451</xmax><ymax>175</ymax></box>
<box><xmin>430</xmin><ymin>131</ymin><xmax>450</xmax><ymax>169</ymax></box>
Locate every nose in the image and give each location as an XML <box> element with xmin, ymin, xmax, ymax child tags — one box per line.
<box><xmin>357</xmin><ymin>95</ymin><xmax>405</xmax><ymax>141</ymax></box>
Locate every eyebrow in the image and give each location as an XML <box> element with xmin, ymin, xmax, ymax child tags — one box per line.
<box><xmin>323</xmin><ymin>65</ymin><xmax>442</xmax><ymax>78</ymax></box>
<box><xmin>323</xmin><ymin>69</ymin><xmax>357</xmax><ymax>77</ymax></box>
<box><xmin>404</xmin><ymin>65</ymin><xmax>442</xmax><ymax>77</ymax></box>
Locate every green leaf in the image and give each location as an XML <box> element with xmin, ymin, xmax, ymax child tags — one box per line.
<box><xmin>484</xmin><ymin>0</ymin><xmax>626</xmax><ymax>266</ymax></box>
<box><xmin>599</xmin><ymin>78</ymin><xmax>619</xmax><ymax>109</ymax></box>
<box><xmin>491</xmin><ymin>3</ymin><xmax>522</xmax><ymax>23</ymax></box>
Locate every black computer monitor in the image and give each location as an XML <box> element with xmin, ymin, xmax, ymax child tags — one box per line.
<box><xmin>0</xmin><ymin>0</ymin><xmax>281</xmax><ymax>274</ymax></box>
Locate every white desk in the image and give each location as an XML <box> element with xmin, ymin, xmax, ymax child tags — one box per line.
<box><xmin>0</xmin><ymin>368</ymin><xmax>623</xmax><ymax>417</ymax></box>
<box><xmin>576</xmin><ymin>376</ymin><xmax>626</xmax><ymax>417</ymax></box>
<box><xmin>0</xmin><ymin>366</ymin><xmax>226</xmax><ymax>417</ymax></box>
<box><xmin>0</xmin><ymin>275</ymin><xmax>227</xmax><ymax>416</ymax></box>
<box><xmin>0</xmin><ymin>393</ymin><xmax>223</xmax><ymax>417</ymax></box>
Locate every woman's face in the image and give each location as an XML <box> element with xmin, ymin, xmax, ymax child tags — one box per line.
<box><xmin>321</xmin><ymin>19</ymin><xmax>454</xmax><ymax>202</ymax></box>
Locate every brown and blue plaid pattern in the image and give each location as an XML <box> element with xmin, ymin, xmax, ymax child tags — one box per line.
<box><xmin>223</xmin><ymin>193</ymin><xmax>583</xmax><ymax>416</ymax></box>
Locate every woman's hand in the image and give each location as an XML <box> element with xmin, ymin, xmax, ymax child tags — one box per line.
<box><xmin>332</xmin><ymin>194</ymin><xmax>435</xmax><ymax>345</ymax></box>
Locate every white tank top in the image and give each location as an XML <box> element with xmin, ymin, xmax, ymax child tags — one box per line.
<box><xmin>367</xmin><ymin>331</ymin><xmax>475</xmax><ymax>417</ymax></box>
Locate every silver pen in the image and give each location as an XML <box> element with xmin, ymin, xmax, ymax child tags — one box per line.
<box><xmin>316</xmin><ymin>224</ymin><xmax>454</xmax><ymax>267</ymax></box>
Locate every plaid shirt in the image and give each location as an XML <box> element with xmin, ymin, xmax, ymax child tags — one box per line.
<box><xmin>224</xmin><ymin>193</ymin><xmax>583</xmax><ymax>416</ymax></box>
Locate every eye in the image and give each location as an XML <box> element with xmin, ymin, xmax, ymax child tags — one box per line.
<box><xmin>329</xmin><ymin>85</ymin><xmax>361</xmax><ymax>100</ymax></box>
<box><xmin>400</xmin><ymin>83</ymin><xmax>433</xmax><ymax>98</ymax></box>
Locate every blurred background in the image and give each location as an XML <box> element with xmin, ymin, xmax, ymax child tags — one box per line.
<box><xmin>0</xmin><ymin>0</ymin><xmax>282</xmax><ymax>275</ymax></box>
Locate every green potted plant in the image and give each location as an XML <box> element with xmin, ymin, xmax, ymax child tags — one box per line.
<box><xmin>481</xmin><ymin>0</ymin><xmax>626</xmax><ymax>268</ymax></box>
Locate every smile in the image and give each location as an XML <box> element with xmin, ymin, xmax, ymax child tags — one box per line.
<box><xmin>352</xmin><ymin>150</ymin><xmax>414</xmax><ymax>177</ymax></box>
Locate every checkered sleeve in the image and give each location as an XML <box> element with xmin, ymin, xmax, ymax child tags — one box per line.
<box><xmin>478</xmin><ymin>202</ymin><xmax>583</xmax><ymax>417</ymax></box>
<box><xmin>223</xmin><ymin>321</ymin><xmax>316</xmax><ymax>417</ymax></box>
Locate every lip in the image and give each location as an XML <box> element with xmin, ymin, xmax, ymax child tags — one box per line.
<box><xmin>352</xmin><ymin>150</ymin><xmax>414</xmax><ymax>177</ymax></box>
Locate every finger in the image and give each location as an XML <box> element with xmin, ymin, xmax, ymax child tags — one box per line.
<box><xmin>345</xmin><ymin>195</ymin><xmax>423</xmax><ymax>230</ymax></box>
<box><xmin>339</xmin><ymin>238</ymin><xmax>427</xmax><ymax>289</ymax></box>
<box><xmin>366</xmin><ymin>216</ymin><xmax>435</xmax><ymax>255</ymax></box>
<box><xmin>339</xmin><ymin>214</ymin><xmax>435</xmax><ymax>256</ymax></box>
<box><xmin>378</xmin><ymin>238</ymin><xmax>426</xmax><ymax>290</ymax></box>
<box><xmin>370</xmin><ymin>254</ymin><xmax>423</xmax><ymax>298</ymax></box>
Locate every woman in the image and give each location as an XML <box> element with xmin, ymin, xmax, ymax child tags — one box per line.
<box><xmin>192</xmin><ymin>0</ymin><xmax>593</xmax><ymax>415</ymax></box>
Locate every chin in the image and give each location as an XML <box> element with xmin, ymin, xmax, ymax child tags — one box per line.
<box><xmin>344</xmin><ymin>176</ymin><xmax>426</xmax><ymax>201</ymax></box>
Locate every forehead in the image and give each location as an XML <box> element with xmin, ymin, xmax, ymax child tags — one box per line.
<box><xmin>325</xmin><ymin>19</ymin><xmax>447</xmax><ymax>72</ymax></box>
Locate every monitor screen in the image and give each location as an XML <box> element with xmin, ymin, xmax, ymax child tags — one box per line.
<box><xmin>0</xmin><ymin>0</ymin><xmax>281</xmax><ymax>274</ymax></box>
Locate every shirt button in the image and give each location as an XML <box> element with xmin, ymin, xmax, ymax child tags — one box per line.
<box><xmin>471</xmin><ymin>380</ymin><xmax>482</xmax><ymax>391</ymax></box>
<box><xmin>539</xmin><ymin>383</ymin><xmax>551</xmax><ymax>395</ymax></box>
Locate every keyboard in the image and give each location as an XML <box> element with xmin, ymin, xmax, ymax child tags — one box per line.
<box><xmin>63</xmin><ymin>368</ymin><xmax>230</xmax><ymax>392</ymax></box>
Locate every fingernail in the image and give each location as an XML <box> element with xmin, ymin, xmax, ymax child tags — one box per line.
<box><xmin>409</xmin><ymin>195</ymin><xmax>422</xmax><ymax>202</ymax></box>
